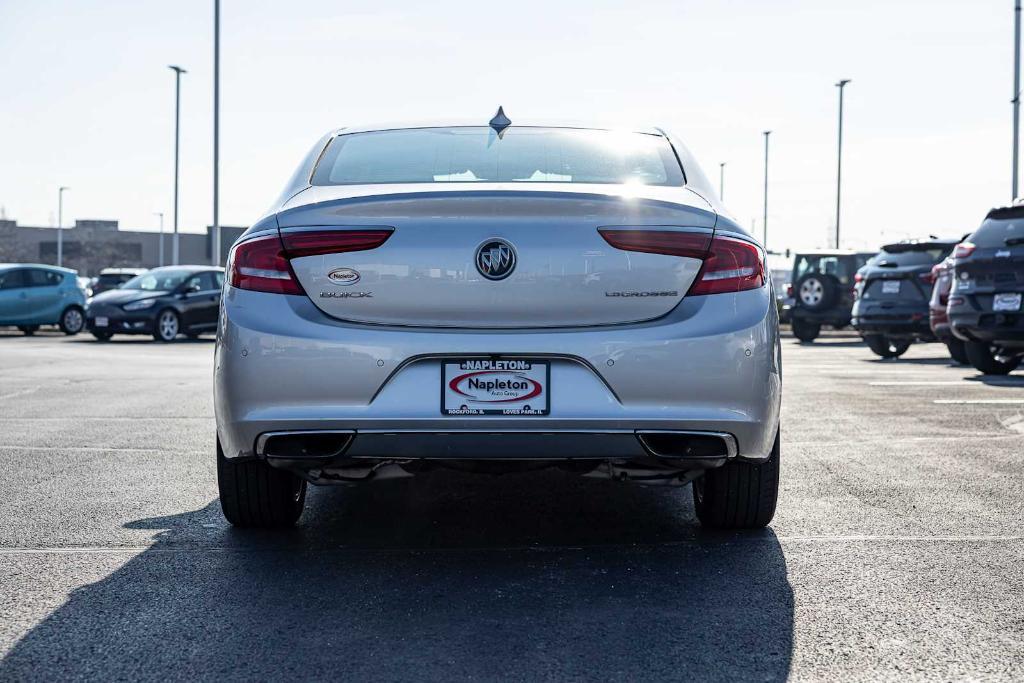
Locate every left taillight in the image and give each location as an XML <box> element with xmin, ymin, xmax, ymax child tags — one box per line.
<box><xmin>228</xmin><ymin>229</ymin><xmax>394</xmax><ymax>295</ymax></box>
<box><xmin>227</xmin><ymin>233</ymin><xmax>304</xmax><ymax>295</ymax></box>
<box><xmin>280</xmin><ymin>229</ymin><xmax>393</xmax><ymax>258</ymax></box>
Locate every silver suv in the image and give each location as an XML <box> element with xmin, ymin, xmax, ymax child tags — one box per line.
<box><xmin>213</xmin><ymin>119</ymin><xmax>782</xmax><ymax>529</ymax></box>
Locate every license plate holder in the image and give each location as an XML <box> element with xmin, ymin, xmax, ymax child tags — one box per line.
<box><xmin>993</xmin><ymin>292</ymin><xmax>1023</xmax><ymax>312</ymax></box>
<box><xmin>95</xmin><ymin>316</ymin><xmax>109</xmax><ymax>328</ymax></box>
<box><xmin>442</xmin><ymin>359</ymin><xmax>550</xmax><ymax>416</ymax></box>
<box><xmin>881</xmin><ymin>280</ymin><xmax>901</xmax><ymax>294</ymax></box>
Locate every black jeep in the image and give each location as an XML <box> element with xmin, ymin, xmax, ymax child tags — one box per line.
<box><xmin>851</xmin><ymin>240</ymin><xmax>958</xmax><ymax>358</ymax></box>
<box><xmin>787</xmin><ymin>251</ymin><xmax>874</xmax><ymax>342</ymax></box>
<box><xmin>948</xmin><ymin>205</ymin><xmax>1024</xmax><ymax>374</ymax></box>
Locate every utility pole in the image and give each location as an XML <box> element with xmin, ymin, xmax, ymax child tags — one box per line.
<box><xmin>154</xmin><ymin>212</ymin><xmax>165</xmax><ymax>266</ymax></box>
<box><xmin>57</xmin><ymin>186</ymin><xmax>70</xmax><ymax>267</ymax></box>
<box><xmin>1014</xmin><ymin>0</ymin><xmax>1021</xmax><ymax>200</ymax></box>
<box><xmin>719</xmin><ymin>162</ymin><xmax>726</xmax><ymax>201</ymax></box>
<box><xmin>168</xmin><ymin>65</ymin><xmax>187</xmax><ymax>265</ymax></box>
<box><xmin>835</xmin><ymin>79</ymin><xmax>852</xmax><ymax>249</ymax></box>
<box><xmin>762</xmin><ymin>131</ymin><xmax>771</xmax><ymax>251</ymax></box>
<box><xmin>213</xmin><ymin>0</ymin><xmax>221</xmax><ymax>265</ymax></box>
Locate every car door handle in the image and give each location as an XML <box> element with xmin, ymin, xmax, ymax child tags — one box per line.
<box><xmin>19</xmin><ymin>292</ymin><xmax>28</xmax><ymax>299</ymax></box>
<box><xmin>209</xmin><ymin>295</ymin><xmax>219</xmax><ymax>301</ymax></box>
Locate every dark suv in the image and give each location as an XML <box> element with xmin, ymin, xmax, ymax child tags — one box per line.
<box><xmin>852</xmin><ymin>240</ymin><xmax>957</xmax><ymax>358</ymax></box>
<box><xmin>788</xmin><ymin>251</ymin><xmax>874</xmax><ymax>342</ymax></box>
<box><xmin>948</xmin><ymin>205</ymin><xmax>1024</xmax><ymax>374</ymax></box>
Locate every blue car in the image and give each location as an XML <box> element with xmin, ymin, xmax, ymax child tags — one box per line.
<box><xmin>0</xmin><ymin>264</ymin><xmax>87</xmax><ymax>335</ymax></box>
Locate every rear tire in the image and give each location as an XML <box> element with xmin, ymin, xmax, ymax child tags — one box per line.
<box><xmin>59</xmin><ymin>306</ymin><xmax>84</xmax><ymax>335</ymax></box>
<box><xmin>964</xmin><ymin>341</ymin><xmax>1022</xmax><ymax>375</ymax></box>
<box><xmin>91</xmin><ymin>331</ymin><xmax>113</xmax><ymax>341</ymax></box>
<box><xmin>864</xmin><ymin>334</ymin><xmax>911</xmax><ymax>358</ymax></box>
<box><xmin>791</xmin><ymin>319</ymin><xmax>820</xmax><ymax>342</ymax></box>
<box><xmin>945</xmin><ymin>338</ymin><xmax>969</xmax><ymax>365</ymax></box>
<box><xmin>693</xmin><ymin>430</ymin><xmax>779</xmax><ymax>530</ymax></box>
<box><xmin>217</xmin><ymin>440</ymin><xmax>306</xmax><ymax>528</ymax></box>
<box><xmin>17</xmin><ymin>325</ymin><xmax>38</xmax><ymax>336</ymax></box>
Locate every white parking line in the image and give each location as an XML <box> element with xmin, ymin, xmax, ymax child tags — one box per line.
<box><xmin>934</xmin><ymin>399</ymin><xmax>1024</xmax><ymax>404</ymax></box>
<box><xmin>870</xmin><ymin>381</ymin><xmax>1024</xmax><ymax>386</ymax></box>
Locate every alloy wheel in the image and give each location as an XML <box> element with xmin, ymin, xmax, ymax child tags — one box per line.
<box><xmin>62</xmin><ymin>308</ymin><xmax>84</xmax><ymax>334</ymax></box>
<box><xmin>158</xmin><ymin>310</ymin><xmax>179</xmax><ymax>341</ymax></box>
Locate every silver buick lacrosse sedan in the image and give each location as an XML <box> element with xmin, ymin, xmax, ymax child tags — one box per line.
<box><xmin>214</xmin><ymin>111</ymin><xmax>781</xmax><ymax>529</ymax></box>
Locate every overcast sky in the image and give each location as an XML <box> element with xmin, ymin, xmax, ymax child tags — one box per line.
<box><xmin>0</xmin><ymin>0</ymin><xmax>1016</xmax><ymax>251</ymax></box>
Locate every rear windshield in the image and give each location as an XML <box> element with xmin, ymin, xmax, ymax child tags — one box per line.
<box><xmin>97</xmin><ymin>274</ymin><xmax>130</xmax><ymax>285</ymax></box>
<box><xmin>792</xmin><ymin>255</ymin><xmax>859</xmax><ymax>283</ymax></box>
<box><xmin>969</xmin><ymin>218</ymin><xmax>1024</xmax><ymax>248</ymax></box>
<box><xmin>122</xmin><ymin>269</ymin><xmax>192</xmax><ymax>291</ymax></box>
<box><xmin>311</xmin><ymin>127</ymin><xmax>685</xmax><ymax>186</ymax></box>
<box><xmin>868</xmin><ymin>246</ymin><xmax>953</xmax><ymax>267</ymax></box>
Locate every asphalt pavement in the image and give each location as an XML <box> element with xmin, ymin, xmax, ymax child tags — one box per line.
<box><xmin>0</xmin><ymin>328</ymin><xmax>1022</xmax><ymax>681</ymax></box>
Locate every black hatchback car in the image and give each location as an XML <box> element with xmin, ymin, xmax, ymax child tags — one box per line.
<box><xmin>852</xmin><ymin>240</ymin><xmax>957</xmax><ymax>358</ymax></box>
<box><xmin>85</xmin><ymin>266</ymin><xmax>224</xmax><ymax>342</ymax></box>
<box><xmin>948</xmin><ymin>205</ymin><xmax>1024</xmax><ymax>374</ymax></box>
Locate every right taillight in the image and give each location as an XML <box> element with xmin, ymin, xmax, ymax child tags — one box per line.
<box><xmin>954</xmin><ymin>241</ymin><xmax>976</xmax><ymax>259</ymax></box>
<box><xmin>227</xmin><ymin>233</ymin><xmax>304</xmax><ymax>295</ymax></box>
<box><xmin>688</xmin><ymin>235</ymin><xmax>766</xmax><ymax>296</ymax></box>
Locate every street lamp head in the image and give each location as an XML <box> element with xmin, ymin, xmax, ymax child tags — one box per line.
<box><xmin>763</xmin><ymin>130</ymin><xmax>772</xmax><ymax>136</ymax></box>
<box><xmin>836</xmin><ymin>79</ymin><xmax>852</xmax><ymax>88</ymax></box>
<box><xmin>59</xmin><ymin>186</ymin><xmax>69</xmax><ymax>192</ymax></box>
<box><xmin>168</xmin><ymin>65</ymin><xmax>187</xmax><ymax>75</ymax></box>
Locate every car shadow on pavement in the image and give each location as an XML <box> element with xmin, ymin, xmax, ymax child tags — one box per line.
<box><xmin>0</xmin><ymin>472</ymin><xmax>794</xmax><ymax>681</ymax></box>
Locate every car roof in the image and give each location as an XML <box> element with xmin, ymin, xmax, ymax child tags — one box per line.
<box><xmin>99</xmin><ymin>267</ymin><xmax>147</xmax><ymax>275</ymax></box>
<box><xmin>792</xmin><ymin>250</ymin><xmax>872</xmax><ymax>257</ymax></box>
<box><xmin>148</xmin><ymin>265</ymin><xmax>224</xmax><ymax>272</ymax></box>
<box><xmin>0</xmin><ymin>263</ymin><xmax>77</xmax><ymax>274</ymax></box>
<box><xmin>329</xmin><ymin>119</ymin><xmax>665</xmax><ymax>137</ymax></box>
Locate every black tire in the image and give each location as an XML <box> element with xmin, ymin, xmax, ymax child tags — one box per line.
<box><xmin>153</xmin><ymin>309</ymin><xmax>180</xmax><ymax>342</ymax></box>
<box><xmin>791</xmin><ymin>319</ymin><xmax>821</xmax><ymax>342</ymax></box>
<box><xmin>17</xmin><ymin>325</ymin><xmax>38</xmax><ymax>336</ymax></box>
<box><xmin>945</xmin><ymin>338</ymin><xmax>969</xmax><ymax>365</ymax></box>
<box><xmin>864</xmin><ymin>334</ymin><xmax>911</xmax><ymax>359</ymax></box>
<box><xmin>794</xmin><ymin>273</ymin><xmax>839</xmax><ymax>312</ymax></box>
<box><xmin>59</xmin><ymin>306</ymin><xmax>85</xmax><ymax>335</ymax></box>
<box><xmin>92</xmin><ymin>331</ymin><xmax>113</xmax><ymax>341</ymax></box>
<box><xmin>964</xmin><ymin>341</ymin><xmax>1022</xmax><ymax>375</ymax></box>
<box><xmin>693</xmin><ymin>430</ymin><xmax>780</xmax><ymax>530</ymax></box>
<box><xmin>217</xmin><ymin>440</ymin><xmax>306</xmax><ymax>528</ymax></box>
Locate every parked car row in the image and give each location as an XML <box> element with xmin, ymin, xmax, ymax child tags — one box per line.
<box><xmin>783</xmin><ymin>204</ymin><xmax>1023</xmax><ymax>375</ymax></box>
<box><xmin>0</xmin><ymin>264</ymin><xmax>223</xmax><ymax>342</ymax></box>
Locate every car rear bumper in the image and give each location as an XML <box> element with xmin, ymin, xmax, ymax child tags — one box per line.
<box><xmin>852</xmin><ymin>301</ymin><xmax>933</xmax><ymax>339</ymax></box>
<box><xmin>950</xmin><ymin>311</ymin><xmax>1024</xmax><ymax>343</ymax></box>
<box><xmin>214</xmin><ymin>286</ymin><xmax>782</xmax><ymax>468</ymax></box>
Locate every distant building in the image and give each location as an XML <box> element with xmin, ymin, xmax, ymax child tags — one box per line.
<box><xmin>0</xmin><ymin>219</ymin><xmax>245</xmax><ymax>276</ymax></box>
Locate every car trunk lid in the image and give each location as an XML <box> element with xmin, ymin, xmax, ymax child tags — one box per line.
<box><xmin>278</xmin><ymin>185</ymin><xmax>716</xmax><ymax>328</ymax></box>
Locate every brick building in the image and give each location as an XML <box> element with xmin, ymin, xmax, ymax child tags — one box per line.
<box><xmin>0</xmin><ymin>219</ymin><xmax>245</xmax><ymax>276</ymax></box>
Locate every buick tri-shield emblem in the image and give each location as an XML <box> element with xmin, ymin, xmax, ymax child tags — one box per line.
<box><xmin>475</xmin><ymin>239</ymin><xmax>516</xmax><ymax>280</ymax></box>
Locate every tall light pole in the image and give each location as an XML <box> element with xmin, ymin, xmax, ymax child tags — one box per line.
<box><xmin>719</xmin><ymin>162</ymin><xmax>726</xmax><ymax>201</ymax></box>
<box><xmin>835</xmin><ymin>79</ymin><xmax>852</xmax><ymax>249</ymax></box>
<box><xmin>154</xmin><ymin>212</ymin><xmax>165</xmax><ymax>266</ymax></box>
<box><xmin>1014</xmin><ymin>0</ymin><xmax>1021</xmax><ymax>200</ymax></box>
<box><xmin>168</xmin><ymin>65</ymin><xmax>187</xmax><ymax>265</ymax></box>
<box><xmin>762</xmin><ymin>131</ymin><xmax>771</xmax><ymax>251</ymax></box>
<box><xmin>212</xmin><ymin>0</ymin><xmax>221</xmax><ymax>265</ymax></box>
<box><xmin>57</xmin><ymin>186</ymin><xmax>70</xmax><ymax>267</ymax></box>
